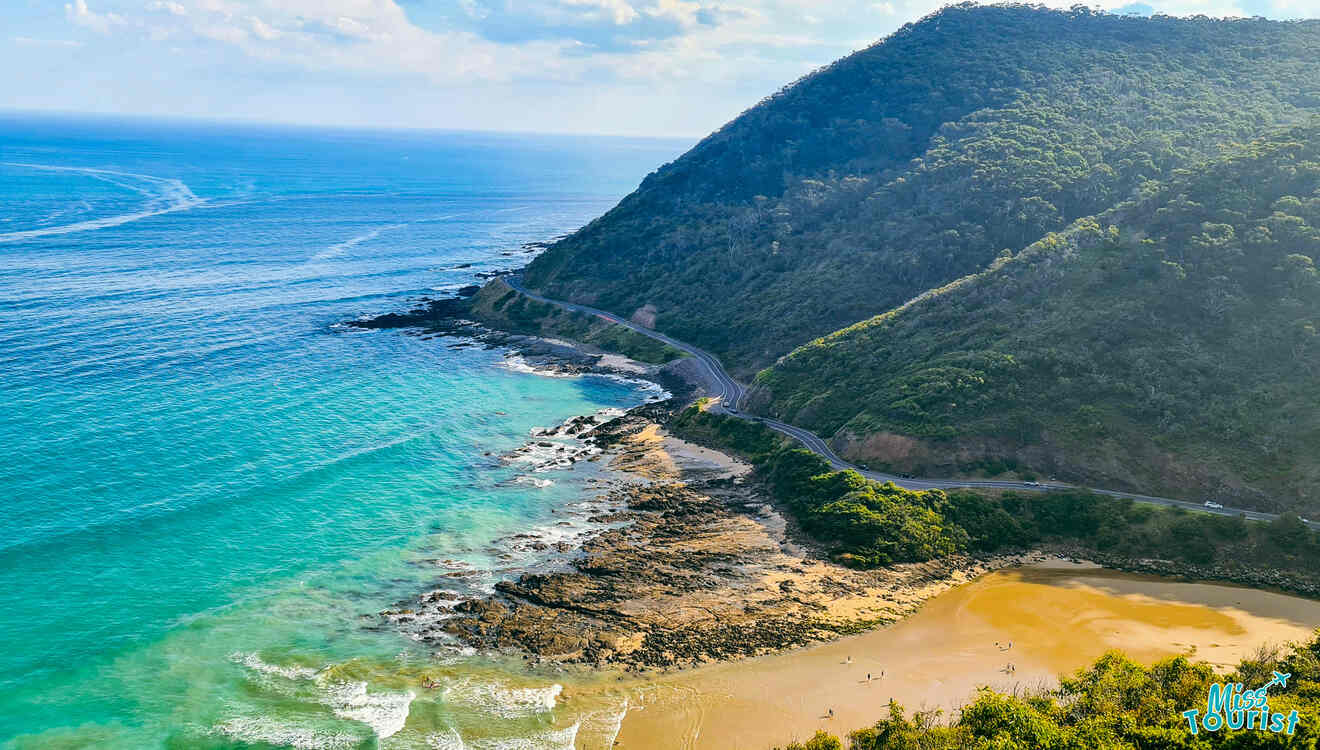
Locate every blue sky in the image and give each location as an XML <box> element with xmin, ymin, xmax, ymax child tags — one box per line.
<box><xmin>3</xmin><ymin>0</ymin><xmax>1315</xmax><ymax>136</ymax></box>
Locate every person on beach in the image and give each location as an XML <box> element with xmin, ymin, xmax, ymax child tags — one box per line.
<box><xmin>828</xmin><ymin>709</ymin><xmax>834</xmax><ymax>719</ymax></box>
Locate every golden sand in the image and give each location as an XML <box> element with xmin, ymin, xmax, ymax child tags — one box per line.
<box><xmin>601</xmin><ymin>560</ymin><xmax>1320</xmax><ymax>750</ymax></box>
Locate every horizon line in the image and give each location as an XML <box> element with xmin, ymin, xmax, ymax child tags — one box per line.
<box><xmin>0</xmin><ymin>106</ymin><xmax>703</xmax><ymax>143</ymax></box>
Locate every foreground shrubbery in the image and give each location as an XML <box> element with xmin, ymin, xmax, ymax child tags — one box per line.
<box><xmin>778</xmin><ymin>635</ymin><xmax>1320</xmax><ymax>749</ymax></box>
<box><xmin>673</xmin><ymin>406</ymin><xmax>1320</xmax><ymax>573</ymax></box>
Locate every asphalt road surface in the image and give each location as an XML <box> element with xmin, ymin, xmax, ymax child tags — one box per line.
<box><xmin>504</xmin><ymin>275</ymin><xmax>1297</xmax><ymax>527</ymax></box>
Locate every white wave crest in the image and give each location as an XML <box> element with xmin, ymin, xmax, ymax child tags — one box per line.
<box><xmin>499</xmin><ymin>355</ymin><xmax>576</xmax><ymax>378</ymax></box>
<box><xmin>0</xmin><ymin>162</ymin><xmax>204</xmax><ymax>243</ymax></box>
<box><xmin>321</xmin><ymin>680</ymin><xmax>415</xmax><ymax>739</ymax></box>
<box><xmin>426</xmin><ymin>723</ymin><xmax>580</xmax><ymax>750</ymax></box>
<box><xmin>229</xmin><ymin>651</ymin><xmax>322</xmax><ymax>680</ymax></box>
<box><xmin>427</xmin><ymin>726</ymin><xmax>468</xmax><ymax>750</ymax></box>
<box><xmin>579</xmin><ymin>700</ymin><xmax>629</xmax><ymax>749</ymax></box>
<box><xmin>213</xmin><ymin>717</ymin><xmax>361</xmax><ymax>750</ymax></box>
<box><xmin>312</xmin><ymin>222</ymin><xmax>409</xmax><ymax>261</ymax></box>
<box><xmin>440</xmin><ymin>680</ymin><xmax>562</xmax><ymax>718</ymax></box>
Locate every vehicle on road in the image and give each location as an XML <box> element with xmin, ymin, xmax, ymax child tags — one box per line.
<box><xmin>1204</xmin><ymin>501</ymin><xmax>1224</xmax><ymax>509</ymax></box>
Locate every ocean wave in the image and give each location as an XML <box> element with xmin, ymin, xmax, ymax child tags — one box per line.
<box><xmin>500</xmin><ymin>355</ymin><xmax>672</xmax><ymax>404</ymax></box>
<box><xmin>425</xmin><ymin>723</ymin><xmax>582</xmax><ymax>750</ymax></box>
<box><xmin>440</xmin><ymin>680</ymin><xmax>562</xmax><ymax>718</ymax></box>
<box><xmin>472</xmin><ymin>724</ymin><xmax>581</xmax><ymax>750</ymax></box>
<box><xmin>579</xmin><ymin>700</ymin><xmax>629</xmax><ymax>749</ymax></box>
<box><xmin>229</xmin><ymin>653</ymin><xmax>413</xmax><ymax>740</ymax></box>
<box><xmin>312</xmin><ymin>222</ymin><xmax>410</xmax><ymax>261</ymax></box>
<box><xmin>213</xmin><ymin>716</ymin><xmax>361</xmax><ymax>750</ymax></box>
<box><xmin>229</xmin><ymin>651</ymin><xmax>322</xmax><ymax>680</ymax></box>
<box><xmin>499</xmin><ymin>355</ymin><xmax>577</xmax><ymax>378</ymax></box>
<box><xmin>0</xmin><ymin>163</ymin><xmax>204</xmax><ymax>243</ymax></box>
<box><xmin>428</xmin><ymin>726</ymin><xmax>468</xmax><ymax>750</ymax></box>
<box><xmin>321</xmin><ymin>680</ymin><xmax>415</xmax><ymax>740</ymax></box>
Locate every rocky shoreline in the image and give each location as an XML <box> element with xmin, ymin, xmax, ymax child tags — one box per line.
<box><xmin>385</xmin><ymin>398</ymin><xmax>1033</xmax><ymax>670</ymax></box>
<box><xmin>352</xmin><ymin>289</ymin><xmax>1044</xmax><ymax>672</ymax></box>
<box><xmin>359</xmin><ymin>287</ymin><xmax>1320</xmax><ymax>683</ymax></box>
<box><xmin>347</xmin><ymin>284</ymin><xmax>705</xmax><ymax>401</ymax></box>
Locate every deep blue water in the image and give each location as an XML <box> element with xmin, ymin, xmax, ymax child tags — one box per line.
<box><xmin>0</xmin><ymin>113</ymin><xmax>686</xmax><ymax>748</ymax></box>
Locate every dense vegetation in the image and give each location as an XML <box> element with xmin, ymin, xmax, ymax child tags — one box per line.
<box><xmin>524</xmin><ymin>4</ymin><xmax>1320</xmax><ymax>375</ymax></box>
<box><xmin>671</xmin><ymin>407</ymin><xmax>1320</xmax><ymax>574</ymax></box>
<box><xmin>465</xmin><ymin>280</ymin><xmax>683</xmax><ymax>364</ymax></box>
<box><xmin>754</xmin><ymin>124</ymin><xmax>1320</xmax><ymax>512</ymax></box>
<box><xmin>669</xmin><ymin>398</ymin><xmax>789</xmax><ymax>461</ymax></box>
<box><xmin>777</xmin><ymin>635</ymin><xmax>1320</xmax><ymax>749</ymax></box>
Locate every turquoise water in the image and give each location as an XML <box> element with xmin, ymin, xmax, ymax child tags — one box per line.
<box><xmin>0</xmin><ymin>114</ymin><xmax>685</xmax><ymax>748</ymax></box>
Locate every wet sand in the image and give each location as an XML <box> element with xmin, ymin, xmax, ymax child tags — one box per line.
<box><xmin>605</xmin><ymin>560</ymin><xmax>1320</xmax><ymax>750</ymax></box>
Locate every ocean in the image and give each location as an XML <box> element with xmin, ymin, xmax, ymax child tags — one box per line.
<box><xmin>0</xmin><ymin>113</ymin><xmax>687</xmax><ymax>748</ymax></box>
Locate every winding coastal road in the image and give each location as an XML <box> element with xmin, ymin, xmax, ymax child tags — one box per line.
<box><xmin>505</xmin><ymin>276</ymin><xmax>1293</xmax><ymax>527</ymax></box>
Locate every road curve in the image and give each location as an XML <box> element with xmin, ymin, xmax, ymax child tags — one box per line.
<box><xmin>504</xmin><ymin>275</ymin><xmax>1296</xmax><ymax>527</ymax></box>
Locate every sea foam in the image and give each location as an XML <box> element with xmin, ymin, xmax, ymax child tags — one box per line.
<box><xmin>229</xmin><ymin>651</ymin><xmax>322</xmax><ymax>680</ymax></box>
<box><xmin>441</xmin><ymin>680</ymin><xmax>563</xmax><ymax>718</ymax></box>
<box><xmin>214</xmin><ymin>716</ymin><xmax>361</xmax><ymax>750</ymax></box>
<box><xmin>321</xmin><ymin>681</ymin><xmax>415</xmax><ymax>739</ymax></box>
<box><xmin>0</xmin><ymin>163</ymin><xmax>204</xmax><ymax>243</ymax></box>
<box><xmin>426</xmin><ymin>723</ymin><xmax>580</xmax><ymax>750</ymax></box>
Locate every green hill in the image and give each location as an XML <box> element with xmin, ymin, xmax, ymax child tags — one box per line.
<box><xmin>523</xmin><ymin>4</ymin><xmax>1320</xmax><ymax>376</ymax></box>
<box><xmin>750</xmin><ymin>126</ymin><xmax>1320</xmax><ymax>512</ymax></box>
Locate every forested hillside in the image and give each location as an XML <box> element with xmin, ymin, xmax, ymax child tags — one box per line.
<box><xmin>751</xmin><ymin>126</ymin><xmax>1320</xmax><ymax>512</ymax></box>
<box><xmin>523</xmin><ymin>3</ymin><xmax>1320</xmax><ymax>375</ymax></box>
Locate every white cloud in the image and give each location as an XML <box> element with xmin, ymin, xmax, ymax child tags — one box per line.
<box><xmin>30</xmin><ymin>0</ymin><xmax>1320</xmax><ymax>136</ymax></box>
<box><xmin>67</xmin><ymin>0</ymin><xmax>1311</xmax><ymax>94</ymax></box>
<box><xmin>65</xmin><ymin>0</ymin><xmax>127</xmax><ymax>34</ymax></box>
<box><xmin>147</xmin><ymin>1</ymin><xmax>187</xmax><ymax>15</ymax></box>
<box><xmin>561</xmin><ymin>0</ymin><xmax>641</xmax><ymax>25</ymax></box>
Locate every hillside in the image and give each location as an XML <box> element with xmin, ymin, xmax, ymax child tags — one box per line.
<box><xmin>522</xmin><ymin>4</ymin><xmax>1320</xmax><ymax>375</ymax></box>
<box><xmin>750</xmin><ymin>125</ymin><xmax>1320</xmax><ymax>512</ymax></box>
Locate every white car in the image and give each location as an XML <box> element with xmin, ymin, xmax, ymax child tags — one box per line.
<box><xmin>1204</xmin><ymin>501</ymin><xmax>1224</xmax><ymax>509</ymax></box>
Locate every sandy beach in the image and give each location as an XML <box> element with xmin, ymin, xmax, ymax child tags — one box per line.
<box><xmin>378</xmin><ymin>364</ymin><xmax>1320</xmax><ymax>750</ymax></box>
<box><xmin>606</xmin><ymin>560</ymin><xmax>1320</xmax><ymax>749</ymax></box>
